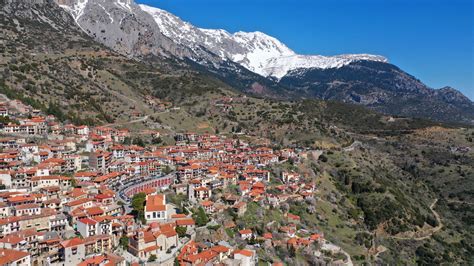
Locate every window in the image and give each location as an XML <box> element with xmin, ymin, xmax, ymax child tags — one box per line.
<box><xmin>72</xmin><ymin>248</ymin><xmax>77</xmax><ymax>255</ymax></box>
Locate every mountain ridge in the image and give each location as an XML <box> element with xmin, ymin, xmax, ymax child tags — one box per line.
<box><xmin>52</xmin><ymin>0</ymin><xmax>474</xmax><ymax>125</ymax></box>
<box><xmin>56</xmin><ymin>0</ymin><xmax>388</xmax><ymax>78</ymax></box>
<box><xmin>280</xmin><ymin>60</ymin><xmax>474</xmax><ymax>123</ymax></box>
<box><xmin>138</xmin><ymin>3</ymin><xmax>389</xmax><ymax>79</ymax></box>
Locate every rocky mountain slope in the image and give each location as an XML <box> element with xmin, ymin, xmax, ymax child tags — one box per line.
<box><xmin>280</xmin><ymin>61</ymin><xmax>474</xmax><ymax>124</ymax></box>
<box><xmin>57</xmin><ymin>0</ymin><xmax>387</xmax><ymax>78</ymax></box>
<box><xmin>139</xmin><ymin>4</ymin><xmax>388</xmax><ymax>79</ymax></box>
<box><xmin>54</xmin><ymin>0</ymin><xmax>474</xmax><ymax>125</ymax></box>
<box><xmin>0</xmin><ymin>0</ymin><xmax>234</xmax><ymax>125</ymax></box>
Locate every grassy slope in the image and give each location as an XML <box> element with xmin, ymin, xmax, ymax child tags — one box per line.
<box><xmin>373</xmin><ymin>127</ymin><xmax>474</xmax><ymax>264</ymax></box>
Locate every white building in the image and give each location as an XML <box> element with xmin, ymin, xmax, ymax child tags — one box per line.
<box><xmin>144</xmin><ymin>194</ymin><xmax>168</xmax><ymax>223</ymax></box>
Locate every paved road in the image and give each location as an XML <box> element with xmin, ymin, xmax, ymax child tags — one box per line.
<box><xmin>115</xmin><ymin>172</ymin><xmax>176</xmax><ymax>214</ymax></box>
<box><xmin>117</xmin><ymin>189</ymin><xmax>133</xmax><ymax>214</ymax></box>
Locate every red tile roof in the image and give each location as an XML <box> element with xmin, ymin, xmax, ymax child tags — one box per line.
<box><xmin>145</xmin><ymin>194</ymin><xmax>166</xmax><ymax>212</ymax></box>
<box><xmin>0</xmin><ymin>248</ymin><xmax>29</xmax><ymax>265</ymax></box>
<box><xmin>239</xmin><ymin>229</ymin><xmax>252</xmax><ymax>235</ymax></box>
<box><xmin>85</xmin><ymin>206</ymin><xmax>104</xmax><ymax>216</ymax></box>
<box><xmin>79</xmin><ymin>218</ymin><xmax>98</xmax><ymax>225</ymax></box>
<box><xmin>60</xmin><ymin>237</ymin><xmax>84</xmax><ymax>248</ymax></box>
<box><xmin>171</xmin><ymin>214</ymin><xmax>187</xmax><ymax>219</ymax></box>
<box><xmin>234</xmin><ymin>249</ymin><xmax>254</xmax><ymax>257</ymax></box>
<box><xmin>176</xmin><ymin>218</ymin><xmax>195</xmax><ymax>226</ymax></box>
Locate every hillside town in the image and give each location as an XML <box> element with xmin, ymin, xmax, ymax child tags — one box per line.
<box><xmin>0</xmin><ymin>96</ymin><xmax>350</xmax><ymax>266</ymax></box>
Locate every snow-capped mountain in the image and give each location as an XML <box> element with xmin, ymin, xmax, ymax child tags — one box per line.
<box><xmin>5</xmin><ymin>0</ymin><xmax>471</xmax><ymax>124</ymax></box>
<box><xmin>56</xmin><ymin>0</ymin><xmax>387</xmax><ymax>79</ymax></box>
<box><xmin>139</xmin><ymin>4</ymin><xmax>387</xmax><ymax>79</ymax></box>
<box><xmin>53</xmin><ymin>0</ymin><xmax>474</xmax><ymax>125</ymax></box>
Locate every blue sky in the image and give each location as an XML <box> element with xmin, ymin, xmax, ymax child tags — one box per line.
<box><xmin>137</xmin><ymin>0</ymin><xmax>474</xmax><ymax>100</ymax></box>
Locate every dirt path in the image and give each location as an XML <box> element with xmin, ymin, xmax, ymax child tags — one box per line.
<box><xmin>371</xmin><ymin>199</ymin><xmax>443</xmax><ymax>262</ymax></box>
<box><xmin>321</xmin><ymin>242</ymin><xmax>353</xmax><ymax>266</ymax></box>
<box><xmin>391</xmin><ymin>199</ymin><xmax>443</xmax><ymax>241</ymax></box>
<box><xmin>373</xmin><ymin>245</ymin><xmax>388</xmax><ymax>260</ymax></box>
<box><xmin>104</xmin><ymin>115</ymin><xmax>149</xmax><ymax>127</ymax></box>
<box><xmin>446</xmin><ymin>199</ymin><xmax>474</xmax><ymax>205</ymax></box>
<box><xmin>343</xmin><ymin>141</ymin><xmax>362</xmax><ymax>152</ymax></box>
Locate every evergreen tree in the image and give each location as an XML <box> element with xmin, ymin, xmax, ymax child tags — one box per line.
<box><xmin>176</xmin><ymin>226</ymin><xmax>187</xmax><ymax>237</ymax></box>
<box><xmin>131</xmin><ymin>193</ymin><xmax>147</xmax><ymax>224</ymax></box>
<box><xmin>194</xmin><ymin>207</ymin><xmax>209</xmax><ymax>226</ymax></box>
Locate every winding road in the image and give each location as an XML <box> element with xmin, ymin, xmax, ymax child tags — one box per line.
<box><xmin>390</xmin><ymin>199</ymin><xmax>443</xmax><ymax>241</ymax></box>
<box><xmin>321</xmin><ymin>242</ymin><xmax>353</xmax><ymax>266</ymax></box>
<box><xmin>372</xmin><ymin>199</ymin><xmax>443</xmax><ymax>261</ymax></box>
<box><xmin>116</xmin><ymin>172</ymin><xmax>176</xmax><ymax>214</ymax></box>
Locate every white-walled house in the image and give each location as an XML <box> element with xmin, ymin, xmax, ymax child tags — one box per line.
<box><xmin>144</xmin><ymin>194</ymin><xmax>168</xmax><ymax>223</ymax></box>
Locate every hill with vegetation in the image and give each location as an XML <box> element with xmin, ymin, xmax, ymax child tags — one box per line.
<box><xmin>0</xmin><ymin>1</ymin><xmax>472</xmax><ymax>264</ymax></box>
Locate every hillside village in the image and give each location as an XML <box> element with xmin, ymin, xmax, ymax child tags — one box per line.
<box><xmin>0</xmin><ymin>95</ymin><xmax>353</xmax><ymax>266</ymax></box>
<box><xmin>1</xmin><ymin>0</ymin><xmax>473</xmax><ymax>264</ymax></box>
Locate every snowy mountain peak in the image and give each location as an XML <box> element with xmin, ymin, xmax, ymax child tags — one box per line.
<box><xmin>138</xmin><ymin>4</ymin><xmax>190</xmax><ymax>39</ymax></box>
<box><xmin>58</xmin><ymin>0</ymin><xmax>388</xmax><ymax>79</ymax></box>
<box><xmin>265</xmin><ymin>54</ymin><xmax>388</xmax><ymax>79</ymax></box>
<box><xmin>233</xmin><ymin>30</ymin><xmax>294</xmax><ymax>56</ymax></box>
<box><xmin>138</xmin><ymin>3</ymin><xmax>387</xmax><ymax>78</ymax></box>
